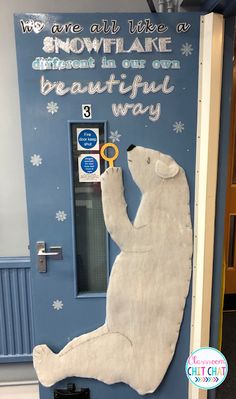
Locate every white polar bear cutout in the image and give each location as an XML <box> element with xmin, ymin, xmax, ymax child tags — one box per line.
<box><xmin>33</xmin><ymin>145</ymin><xmax>192</xmax><ymax>395</ymax></box>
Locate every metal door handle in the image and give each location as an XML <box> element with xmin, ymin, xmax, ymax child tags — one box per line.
<box><xmin>38</xmin><ymin>249</ymin><xmax>59</xmax><ymax>256</ymax></box>
<box><xmin>36</xmin><ymin>241</ymin><xmax>63</xmax><ymax>273</ymax></box>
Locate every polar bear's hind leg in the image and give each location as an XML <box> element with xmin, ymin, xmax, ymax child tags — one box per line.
<box><xmin>33</xmin><ymin>330</ymin><xmax>133</xmax><ymax>387</ymax></box>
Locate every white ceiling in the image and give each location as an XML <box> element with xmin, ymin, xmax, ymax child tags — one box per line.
<box><xmin>8</xmin><ymin>0</ymin><xmax>151</xmax><ymax>13</ymax></box>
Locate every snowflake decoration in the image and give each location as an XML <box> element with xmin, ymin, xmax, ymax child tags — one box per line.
<box><xmin>181</xmin><ymin>43</ymin><xmax>193</xmax><ymax>56</ymax></box>
<box><xmin>56</xmin><ymin>210</ymin><xmax>67</xmax><ymax>222</ymax></box>
<box><xmin>109</xmin><ymin>130</ymin><xmax>121</xmax><ymax>143</ymax></box>
<box><xmin>47</xmin><ymin>101</ymin><xmax>59</xmax><ymax>115</ymax></box>
<box><xmin>52</xmin><ymin>300</ymin><xmax>63</xmax><ymax>311</ymax></box>
<box><xmin>30</xmin><ymin>154</ymin><xmax>42</xmax><ymax>166</ymax></box>
<box><xmin>173</xmin><ymin>121</ymin><xmax>185</xmax><ymax>134</ymax></box>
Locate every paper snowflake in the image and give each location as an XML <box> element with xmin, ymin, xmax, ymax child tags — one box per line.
<box><xmin>52</xmin><ymin>300</ymin><xmax>63</xmax><ymax>311</ymax></box>
<box><xmin>47</xmin><ymin>101</ymin><xmax>59</xmax><ymax>114</ymax></box>
<box><xmin>181</xmin><ymin>43</ymin><xmax>193</xmax><ymax>56</ymax></box>
<box><xmin>173</xmin><ymin>121</ymin><xmax>185</xmax><ymax>133</ymax></box>
<box><xmin>30</xmin><ymin>154</ymin><xmax>42</xmax><ymax>166</ymax></box>
<box><xmin>109</xmin><ymin>130</ymin><xmax>121</xmax><ymax>143</ymax></box>
<box><xmin>56</xmin><ymin>210</ymin><xmax>67</xmax><ymax>222</ymax></box>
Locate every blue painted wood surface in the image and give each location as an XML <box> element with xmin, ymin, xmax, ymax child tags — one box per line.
<box><xmin>14</xmin><ymin>12</ymin><xmax>200</xmax><ymax>399</ymax></box>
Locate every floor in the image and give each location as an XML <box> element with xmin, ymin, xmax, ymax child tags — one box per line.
<box><xmin>216</xmin><ymin>311</ymin><xmax>236</xmax><ymax>399</ymax></box>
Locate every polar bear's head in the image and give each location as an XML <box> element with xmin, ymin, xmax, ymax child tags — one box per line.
<box><xmin>127</xmin><ymin>145</ymin><xmax>180</xmax><ymax>193</ymax></box>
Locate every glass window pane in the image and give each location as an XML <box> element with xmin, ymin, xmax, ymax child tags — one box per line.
<box><xmin>228</xmin><ymin>215</ymin><xmax>236</xmax><ymax>268</ymax></box>
<box><xmin>232</xmin><ymin>131</ymin><xmax>236</xmax><ymax>184</ymax></box>
<box><xmin>70</xmin><ymin>123</ymin><xmax>107</xmax><ymax>294</ymax></box>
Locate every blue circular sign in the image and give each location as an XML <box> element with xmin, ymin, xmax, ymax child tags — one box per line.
<box><xmin>81</xmin><ymin>156</ymin><xmax>98</xmax><ymax>174</ymax></box>
<box><xmin>78</xmin><ymin>129</ymin><xmax>97</xmax><ymax>149</ymax></box>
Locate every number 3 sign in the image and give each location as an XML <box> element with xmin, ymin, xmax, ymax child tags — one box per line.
<box><xmin>82</xmin><ymin>104</ymin><xmax>92</xmax><ymax>119</ymax></box>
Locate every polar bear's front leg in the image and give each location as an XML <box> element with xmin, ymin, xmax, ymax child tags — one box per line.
<box><xmin>101</xmin><ymin>167</ymin><xmax>151</xmax><ymax>252</ymax></box>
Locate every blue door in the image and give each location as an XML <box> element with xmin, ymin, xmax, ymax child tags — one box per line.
<box><xmin>14</xmin><ymin>12</ymin><xmax>200</xmax><ymax>399</ymax></box>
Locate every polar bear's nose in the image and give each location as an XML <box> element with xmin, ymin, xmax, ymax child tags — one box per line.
<box><xmin>127</xmin><ymin>144</ymin><xmax>136</xmax><ymax>152</ymax></box>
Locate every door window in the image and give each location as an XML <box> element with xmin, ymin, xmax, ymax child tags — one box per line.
<box><xmin>70</xmin><ymin>123</ymin><xmax>108</xmax><ymax>295</ymax></box>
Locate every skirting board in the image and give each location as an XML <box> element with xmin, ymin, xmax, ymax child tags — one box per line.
<box><xmin>0</xmin><ymin>383</ymin><xmax>39</xmax><ymax>399</ymax></box>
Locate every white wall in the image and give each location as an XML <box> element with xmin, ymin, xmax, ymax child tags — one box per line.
<box><xmin>0</xmin><ymin>0</ymin><xmax>149</xmax><ymax>257</ymax></box>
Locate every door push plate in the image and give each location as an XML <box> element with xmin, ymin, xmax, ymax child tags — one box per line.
<box><xmin>37</xmin><ymin>241</ymin><xmax>63</xmax><ymax>273</ymax></box>
<box><xmin>54</xmin><ymin>384</ymin><xmax>90</xmax><ymax>399</ymax></box>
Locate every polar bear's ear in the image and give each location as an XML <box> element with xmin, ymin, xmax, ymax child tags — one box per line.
<box><xmin>155</xmin><ymin>155</ymin><xmax>179</xmax><ymax>179</ymax></box>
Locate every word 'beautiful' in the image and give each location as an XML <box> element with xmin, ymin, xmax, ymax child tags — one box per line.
<box><xmin>42</xmin><ymin>36</ymin><xmax>172</xmax><ymax>54</ymax></box>
<box><xmin>40</xmin><ymin>73</ymin><xmax>174</xmax><ymax>99</ymax></box>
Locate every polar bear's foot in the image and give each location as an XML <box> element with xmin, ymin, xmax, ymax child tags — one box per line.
<box><xmin>33</xmin><ymin>331</ymin><xmax>134</xmax><ymax>388</ymax></box>
<box><xmin>33</xmin><ymin>344</ymin><xmax>60</xmax><ymax>387</ymax></box>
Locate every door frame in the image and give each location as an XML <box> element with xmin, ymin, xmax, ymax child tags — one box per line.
<box><xmin>188</xmin><ymin>12</ymin><xmax>224</xmax><ymax>399</ymax></box>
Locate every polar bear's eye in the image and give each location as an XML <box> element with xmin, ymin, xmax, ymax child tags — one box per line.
<box><xmin>147</xmin><ymin>157</ymin><xmax>151</xmax><ymax>164</ymax></box>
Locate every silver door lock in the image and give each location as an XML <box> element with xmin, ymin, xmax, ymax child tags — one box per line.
<box><xmin>37</xmin><ymin>241</ymin><xmax>63</xmax><ymax>273</ymax></box>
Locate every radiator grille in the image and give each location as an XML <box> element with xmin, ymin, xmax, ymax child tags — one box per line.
<box><xmin>0</xmin><ymin>264</ymin><xmax>34</xmax><ymax>359</ymax></box>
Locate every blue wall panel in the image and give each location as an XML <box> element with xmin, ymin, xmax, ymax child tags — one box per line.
<box><xmin>0</xmin><ymin>258</ymin><xmax>34</xmax><ymax>363</ymax></box>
